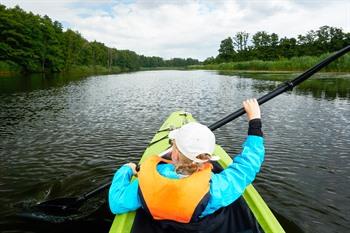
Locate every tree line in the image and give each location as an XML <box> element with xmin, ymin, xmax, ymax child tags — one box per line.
<box><xmin>206</xmin><ymin>26</ymin><xmax>350</xmax><ymax>64</ymax></box>
<box><xmin>0</xmin><ymin>4</ymin><xmax>199</xmax><ymax>73</ymax></box>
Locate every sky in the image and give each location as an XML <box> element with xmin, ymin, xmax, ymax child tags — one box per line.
<box><xmin>1</xmin><ymin>0</ymin><xmax>349</xmax><ymax>60</ymax></box>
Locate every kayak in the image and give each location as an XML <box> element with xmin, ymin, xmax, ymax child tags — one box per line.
<box><xmin>108</xmin><ymin>111</ymin><xmax>285</xmax><ymax>233</ymax></box>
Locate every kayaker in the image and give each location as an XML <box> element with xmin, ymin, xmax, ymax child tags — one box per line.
<box><xmin>109</xmin><ymin>98</ymin><xmax>264</xmax><ymax>225</ymax></box>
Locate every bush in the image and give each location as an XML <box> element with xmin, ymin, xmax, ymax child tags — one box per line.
<box><xmin>0</xmin><ymin>60</ymin><xmax>21</xmax><ymax>72</ymax></box>
<box><xmin>193</xmin><ymin>53</ymin><xmax>350</xmax><ymax>72</ymax></box>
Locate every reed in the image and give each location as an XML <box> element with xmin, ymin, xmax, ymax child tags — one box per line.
<box><xmin>190</xmin><ymin>53</ymin><xmax>350</xmax><ymax>72</ymax></box>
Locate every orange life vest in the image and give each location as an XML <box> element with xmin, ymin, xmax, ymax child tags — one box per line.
<box><xmin>138</xmin><ymin>155</ymin><xmax>212</xmax><ymax>223</ymax></box>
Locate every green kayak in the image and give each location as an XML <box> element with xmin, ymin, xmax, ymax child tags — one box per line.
<box><xmin>109</xmin><ymin>111</ymin><xmax>285</xmax><ymax>233</ymax></box>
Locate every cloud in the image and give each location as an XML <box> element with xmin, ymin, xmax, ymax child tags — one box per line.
<box><xmin>1</xmin><ymin>0</ymin><xmax>349</xmax><ymax>60</ymax></box>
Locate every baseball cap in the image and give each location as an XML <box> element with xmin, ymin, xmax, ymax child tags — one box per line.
<box><xmin>168</xmin><ymin>122</ymin><xmax>220</xmax><ymax>163</ymax></box>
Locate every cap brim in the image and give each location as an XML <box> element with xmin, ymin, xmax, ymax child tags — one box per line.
<box><xmin>168</xmin><ymin>129</ymin><xmax>179</xmax><ymax>140</ymax></box>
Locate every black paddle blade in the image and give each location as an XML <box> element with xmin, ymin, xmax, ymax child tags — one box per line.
<box><xmin>35</xmin><ymin>197</ymin><xmax>81</xmax><ymax>214</ymax></box>
<box><xmin>18</xmin><ymin>210</ymin><xmax>80</xmax><ymax>223</ymax></box>
<box><xmin>17</xmin><ymin>197</ymin><xmax>83</xmax><ymax>223</ymax></box>
<box><xmin>17</xmin><ymin>182</ymin><xmax>111</xmax><ymax>223</ymax></box>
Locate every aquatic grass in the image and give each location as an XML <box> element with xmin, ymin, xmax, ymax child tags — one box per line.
<box><xmin>190</xmin><ymin>53</ymin><xmax>350</xmax><ymax>72</ymax></box>
<box><xmin>62</xmin><ymin>65</ymin><xmax>122</xmax><ymax>75</ymax></box>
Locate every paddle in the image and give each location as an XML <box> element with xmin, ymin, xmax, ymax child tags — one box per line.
<box><xmin>209</xmin><ymin>45</ymin><xmax>350</xmax><ymax>130</ymax></box>
<box><xmin>19</xmin><ymin>45</ymin><xmax>350</xmax><ymax>223</ymax></box>
<box><xmin>18</xmin><ymin>182</ymin><xmax>112</xmax><ymax>223</ymax></box>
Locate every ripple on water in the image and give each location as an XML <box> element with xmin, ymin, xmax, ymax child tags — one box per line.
<box><xmin>1</xmin><ymin>71</ymin><xmax>350</xmax><ymax>233</ymax></box>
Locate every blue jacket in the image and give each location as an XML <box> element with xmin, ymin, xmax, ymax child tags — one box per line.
<box><xmin>109</xmin><ymin>135</ymin><xmax>264</xmax><ymax>218</ymax></box>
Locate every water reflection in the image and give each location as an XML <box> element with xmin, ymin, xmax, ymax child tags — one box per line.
<box><xmin>0</xmin><ymin>73</ymin><xmax>91</xmax><ymax>94</ymax></box>
<box><xmin>218</xmin><ymin>71</ymin><xmax>350</xmax><ymax>100</ymax></box>
<box><xmin>296</xmin><ymin>78</ymin><xmax>350</xmax><ymax>99</ymax></box>
<box><xmin>1</xmin><ymin>70</ymin><xmax>349</xmax><ymax>233</ymax></box>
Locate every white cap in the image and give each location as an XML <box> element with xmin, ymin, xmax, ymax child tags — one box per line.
<box><xmin>168</xmin><ymin>122</ymin><xmax>220</xmax><ymax>163</ymax></box>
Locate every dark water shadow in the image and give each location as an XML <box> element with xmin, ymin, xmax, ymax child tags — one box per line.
<box><xmin>271</xmin><ymin>209</ymin><xmax>305</xmax><ymax>233</ymax></box>
<box><xmin>3</xmin><ymin>202</ymin><xmax>113</xmax><ymax>233</ymax></box>
<box><xmin>217</xmin><ymin>71</ymin><xmax>350</xmax><ymax>100</ymax></box>
<box><xmin>0</xmin><ymin>73</ymin><xmax>92</xmax><ymax>94</ymax></box>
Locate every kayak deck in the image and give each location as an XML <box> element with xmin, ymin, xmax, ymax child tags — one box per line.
<box><xmin>109</xmin><ymin>111</ymin><xmax>285</xmax><ymax>233</ymax></box>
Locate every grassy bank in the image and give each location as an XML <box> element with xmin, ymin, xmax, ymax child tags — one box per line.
<box><xmin>65</xmin><ymin>65</ymin><xmax>124</xmax><ymax>75</ymax></box>
<box><xmin>0</xmin><ymin>62</ymin><xmax>126</xmax><ymax>77</ymax></box>
<box><xmin>190</xmin><ymin>53</ymin><xmax>350</xmax><ymax>72</ymax></box>
<box><xmin>0</xmin><ymin>61</ymin><xmax>22</xmax><ymax>76</ymax></box>
<box><xmin>140</xmin><ymin>67</ymin><xmax>187</xmax><ymax>71</ymax></box>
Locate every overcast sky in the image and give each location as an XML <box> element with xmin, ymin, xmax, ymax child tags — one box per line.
<box><xmin>2</xmin><ymin>0</ymin><xmax>349</xmax><ymax>60</ymax></box>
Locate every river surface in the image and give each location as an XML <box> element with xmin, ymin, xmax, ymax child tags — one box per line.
<box><xmin>1</xmin><ymin>70</ymin><xmax>349</xmax><ymax>233</ymax></box>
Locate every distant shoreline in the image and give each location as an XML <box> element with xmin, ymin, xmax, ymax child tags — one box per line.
<box><xmin>188</xmin><ymin>69</ymin><xmax>350</xmax><ymax>75</ymax></box>
<box><xmin>189</xmin><ymin>66</ymin><xmax>350</xmax><ymax>73</ymax></box>
<box><xmin>0</xmin><ymin>64</ymin><xmax>127</xmax><ymax>77</ymax></box>
<box><xmin>2</xmin><ymin>63</ymin><xmax>349</xmax><ymax>78</ymax></box>
<box><xmin>189</xmin><ymin>53</ymin><xmax>350</xmax><ymax>73</ymax></box>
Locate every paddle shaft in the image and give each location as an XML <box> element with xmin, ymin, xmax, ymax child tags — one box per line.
<box><xmin>76</xmin><ymin>181</ymin><xmax>112</xmax><ymax>203</ymax></box>
<box><xmin>208</xmin><ymin>45</ymin><xmax>350</xmax><ymax>131</ymax></box>
<box><xmin>69</xmin><ymin>45</ymin><xmax>350</xmax><ymax>205</ymax></box>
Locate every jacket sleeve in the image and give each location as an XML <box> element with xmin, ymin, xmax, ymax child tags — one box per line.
<box><xmin>108</xmin><ymin>165</ymin><xmax>141</xmax><ymax>214</ymax></box>
<box><xmin>201</xmin><ymin>135</ymin><xmax>265</xmax><ymax>217</ymax></box>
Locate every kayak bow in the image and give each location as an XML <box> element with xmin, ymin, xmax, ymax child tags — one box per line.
<box><xmin>109</xmin><ymin>111</ymin><xmax>285</xmax><ymax>233</ymax></box>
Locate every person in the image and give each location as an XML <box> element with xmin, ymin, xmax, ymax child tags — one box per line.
<box><xmin>109</xmin><ymin>98</ymin><xmax>264</xmax><ymax>229</ymax></box>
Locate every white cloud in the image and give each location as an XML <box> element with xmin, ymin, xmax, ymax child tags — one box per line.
<box><xmin>1</xmin><ymin>0</ymin><xmax>349</xmax><ymax>60</ymax></box>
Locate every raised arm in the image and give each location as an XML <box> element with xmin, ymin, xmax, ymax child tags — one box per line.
<box><xmin>201</xmin><ymin>98</ymin><xmax>264</xmax><ymax>217</ymax></box>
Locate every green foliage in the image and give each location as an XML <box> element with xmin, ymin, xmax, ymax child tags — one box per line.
<box><xmin>114</xmin><ymin>50</ymin><xmax>140</xmax><ymax>70</ymax></box>
<box><xmin>139</xmin><ymin>55</ymin><xmax>164</xmax><ymax>67</ymax></box>
<box><xmin>67</xmin><ymin>64</ymin><xmax>121</xmax><ymax>75</ymax></box>
<box><xmin>165</xmin><ymin>58</ymin><xmax>199</xmax><ymax>67</ymax></box>
<box><xmin>233</xmin><ymin>31</ymin><xmax>249</xmax><ymax>52</ymax></box>
<box><xmin>0</xmin><ymin>4</ymin><xmax>200</xmax><ymax>74</ymax></box>
<box><xmin>203</xmin><ymin>56</ymin><xmax>215</xmax><ymax>65</ymax></box>
<box><xmin>210</xmin><ymin>25</ymin><xmax>349</xmax><ymax>65</ymax></box>
<box><xmin>193</xmin><ymin>53</ymin><xmax>350</xmax><ymax>72</ymax></box>
<box><xmin>218</xmin><ymin>37</ymin><xmax>235</xmax><ymax>62</ymax></box>
<box><xmin>0</xmin><ymin>60</ymin><xmax>21</xmax><ymax>74</ymax></box>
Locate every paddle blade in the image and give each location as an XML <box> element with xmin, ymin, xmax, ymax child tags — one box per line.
<box><xmin>18</xmin><ymin>210</ymin><xmax>80</xmax><ymax>223</ymax></box>
<box><xmin>17</xmin><ymin>196</ymin><xmax>105</xmax><ymax>223</ymax></box>
<box><xmin>17</xmin><ymin>197</ymin><xmax>82</xmax><ymax>223</ymax></box>
<box><xmin>35</xmin><ymin>197</ymin><xmax>81</xmax><ymax>214</ymax></box>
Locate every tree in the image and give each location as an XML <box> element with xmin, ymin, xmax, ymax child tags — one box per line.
<box><xmin>203</xmin><ymin>56</ymin><xmax>215</xmax><ymax>65</ymax></box>
<box><xmin>209</xmin><ymin>26</ymin><xmax>348</xmax><ymax>63</ymax></box>
<box><xmin>316</xmin><ymin>26</ymin><xmax>346</xmax><ymax>52</ymax></box>
<box><xmin>62</xmin><ymin>29</ymin><xmax>85</xmax><ymax>70</ymax></box>
<box><xmin>36</xmin><ymin>15</ymin><xmax>64</xmax><ymax>72</ymax></box>
<box><xmin>115</xmin><ymin>50</ymin><xmax>140</xmax><ymax>70</ymax></box>
<box><xmin>218</xmin><ymin>37</ymin><xmax>235</xmax><ymax>62</ymax></box>
<box><xmin>278</xmin><ymin>37</ymin><xmax>297</xmax><ymax>58</ymax></box>
<box><xmin>252</xmin><ymin>31</ymin><xmax>279</xmax><ymax>60</ymax></box>
<box><xmin>1</xmin><ymin>4</ymin><xmax>202</xmax><ymax>73</ymax></box>
<box><xmin>270</xmin><ymin>33</ymin><xmax>279</xmax><ymax>47</ymax></box>
<box><xmin>233</xmin><ymin>31</ymin><xmax>249</xmax><ymax>52</ymax></box>
<box><xmin>252</xmin><ymin>31</ymin><xmax>271</xmax><ymax>48</ymax></box>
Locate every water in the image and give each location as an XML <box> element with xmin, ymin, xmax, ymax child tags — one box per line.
<box><xmin>0</xmin><ymin>70</ymin><xmax>349</xmax><ymax>233</ymax></box>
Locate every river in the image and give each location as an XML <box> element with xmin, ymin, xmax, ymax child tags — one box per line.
<box><xmin>1</xmin><ymin>70</ymin><xmax>349</xmax><ymax>233</ymax></box>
